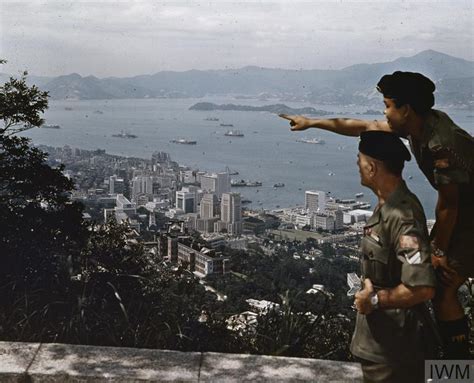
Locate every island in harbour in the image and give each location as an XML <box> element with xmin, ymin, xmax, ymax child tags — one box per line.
<box><xmin>189</xmin><ymin>102</ymin><xmax>333</xmax><ymax>115</ymax></box>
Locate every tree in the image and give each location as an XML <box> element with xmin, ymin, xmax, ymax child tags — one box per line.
<box><xmin>0</xmin><ymin>63</ymin><xmax>234</xmax><ymax>352</ymax></box>
<box><xmin>0</xmin><ymin>60</ymin><xmax>49</xmax><ymax>136</ymax></box>
<box><xmin>0</xmin><ymin>60</ymin><xmax>89</xmax><ymax>340</ymax></box>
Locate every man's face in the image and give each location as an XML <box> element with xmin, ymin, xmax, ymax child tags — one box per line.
<box><xmin>383</xmin><ymin>97</ymin><xmax>408</xmax><ymax>135</ymax></box>
<box><xmin>357</xmin><ymin>152</ymin><xmax>373</xmax><ymax>187</ymax></box>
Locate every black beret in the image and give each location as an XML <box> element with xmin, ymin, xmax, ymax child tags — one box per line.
<box><xmin>376</xmin><ymin>71</ymin><xmax>435</xmax><ymax>112</ymax></box>
<box><xmin>359</xmin><ymin>131</ymin><xmax>411</xmax><ymax>162</ymax></box>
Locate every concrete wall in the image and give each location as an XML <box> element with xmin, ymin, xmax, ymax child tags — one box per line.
<box><xmin>0</xmin><ymin>341</ymin><xmax>363</xmax><ymax>382</ymax></box>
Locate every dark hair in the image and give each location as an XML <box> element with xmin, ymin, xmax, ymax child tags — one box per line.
<box><xmin>391</xmin><ymin>94</ymin><xmax>434</xmax><ymax>114</ymax></box>
<box><xmin>377</xmin><ymin>71</ymin><xmax>435</xmax><ymax>114</ymax></box>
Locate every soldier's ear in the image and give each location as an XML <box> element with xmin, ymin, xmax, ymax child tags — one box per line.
<box><xmin>401</xmin><ymin>104</ymin><xmax>412</xmax><ymax>118</ymax></box>
<box><xmin>368</xmin><ymin>161</ymin><xmax>376</xmax><ymax>177</ymax></box>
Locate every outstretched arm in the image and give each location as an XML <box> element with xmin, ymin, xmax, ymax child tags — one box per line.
<box><xmin>279</xmin><ymin>114</ymin><xmax>391</xmax><ymax>137</ymax></box>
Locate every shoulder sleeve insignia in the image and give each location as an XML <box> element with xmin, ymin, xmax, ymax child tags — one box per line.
<box><xmin>399</xmin><ymin>235</ymin><xmax>420</xmax><ymax>249</ymax></box>
<box><xmin>405</xmin><ymin>251</ymin><xmax>422</xmax><ymax>264</ymax></box>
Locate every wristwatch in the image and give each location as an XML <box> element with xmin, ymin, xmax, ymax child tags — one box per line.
<box><xmin>431</xmin><ymin>240</ymin><xmax>445</xmax><ymax>258</ymax></box>
<box><xmin>370</xmin><ymin>292</ymin><xmax>379</xmax><ymax>310</ymax></box>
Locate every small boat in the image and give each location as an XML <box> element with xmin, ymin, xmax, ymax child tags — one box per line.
<box><xmin>273</xmin><ymin>183</ymin><xmax>285</xmax><ymax>188</ymax></box>
<box><xmin>205</xmin><ymin>117</ymin><xmax>219</xmax><ymax>121</ymax></box>
<box><xmin>170</xmin><ymin>138</ymin><xmax>197</xmax><ymax>145</ymax></box>
<box><xmin>112</xmin><ymin>130</ymin><xmax>137</xmax><ymax>139</ymax></box>
<box><xmin>220</xmin><ymin>123</ymin><xmax>234</xmax><ymax>127</ymax></box>
<box><xmin>355</xmin><ymin>193</ymin><xmax>364</xmax><ymax>198</ymax></box>
<box><xmin>328</xmin><ymin>172</ymin><xmax>335</xmax><ymax>176</ymax></box>
<box><xmin>224</xmin><ymin>130</ymin><xmax>244</xmax><ymax>137</ymax></box>
<box><xmin>296</xmin><ymin>137</ymin><xmax>325</xmax><ymax>144</ymax></box>
<box><xmin>42</xmin><ymin>124</ymin><xmax>61</xmax><ymax>129</ymax></box>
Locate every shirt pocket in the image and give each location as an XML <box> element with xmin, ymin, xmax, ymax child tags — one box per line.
<box><xmin>361</xmin><ymin>236</ymin><xmax>390</xmax><ymax>285</ymax></box>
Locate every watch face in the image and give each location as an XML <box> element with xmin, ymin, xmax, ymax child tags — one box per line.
<box><xmin>370</xmin><ymin>293</ymin><xmax>378</xmax><ymax>307</ymax></box>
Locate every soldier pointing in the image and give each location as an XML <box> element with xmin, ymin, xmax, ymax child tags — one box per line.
<box><xmin>280</xmin><ymin>71</ymin><xmax>473</xmax><ymax>359</ymax></box>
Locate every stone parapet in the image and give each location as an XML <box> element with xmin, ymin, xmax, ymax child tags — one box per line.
<box><xmin>0</xmin><ymin>341</ymin><xmax>363</xmax><ymax>382</ymax></box>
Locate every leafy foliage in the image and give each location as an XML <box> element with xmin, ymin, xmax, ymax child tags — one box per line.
<box><xmin>0</xmin><ymin>65</ymin><xmax>49</xmax><ymax>136</ymax></box>
<box><xmin>0</xmin><ymin>64</ymin><xmax>232</xmax><ymax>351</ymax></box>
<box><xmin>206</xmin><ymin>243</ymin><xmax>358</xmax><ymax>360</ymax></box>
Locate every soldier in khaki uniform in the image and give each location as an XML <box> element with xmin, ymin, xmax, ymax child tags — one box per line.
<box><xmin>351</xmin><ymin>131</ymin><xmax>436</xmax><ymax>382</ymax></box>
<box><xmin>280</xmin><ymin>71</ymin><xmax>473</xmax><ymax>358</ymax></box>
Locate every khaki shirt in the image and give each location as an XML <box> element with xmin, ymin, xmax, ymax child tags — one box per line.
<box><xmin>350</xmin><ymin>181</ymin><xmax>436</xmax><ymax>364</ymax></box>
<box><xmin>409</xmin><ymin>109</ymin><xmax>474</xmax><ymax>276</ymax></box>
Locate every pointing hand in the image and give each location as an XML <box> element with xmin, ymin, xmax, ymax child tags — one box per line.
<box><xmin>279</xmin><ymin>114</ymin><xmax>311</xmax><ymax>131</ymax></box>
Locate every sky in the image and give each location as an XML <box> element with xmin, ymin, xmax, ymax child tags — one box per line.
<box><xmin>1</xmin><ymin>1</ymin><xmax>473</xmax><ymax>78</ymax></box>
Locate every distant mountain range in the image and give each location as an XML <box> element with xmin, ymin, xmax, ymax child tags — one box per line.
<box><xmin>1</xmin><ymin>50</ymin><xmax>473</xmax><ymax>107</ymax></box>
<box><xmin>189</xmin><ymin>102</ymin><xmax>385</xmax><ymax>115</ymax></box>
<box><xmin>189</xmin><ymin>102</ymin><xmax>333</xmax><ymax>115</ymax></box>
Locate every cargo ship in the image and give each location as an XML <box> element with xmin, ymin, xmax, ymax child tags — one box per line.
<box><xmin>296</xmin><ymin>138</ymin><xmax>325</xmax><ymax>144</ymax></box>
<box><xmin>231</xmin><ymin>179</ymin><xmax>262</xmax><ymax>187</ymax></box>
<box><xmin>224</xmin><ymin>130</ymin><xmax>244</xmax><ymax>137</ymax></box>
<box><xmin>170</xmin><ymin>138</ymin><xmax>197</xmax><ymax>145</ymax></box>
<box><xmin>112</xmin><ymin>131</ymin><xmax>137</xmax><ymax>138</ymax></box>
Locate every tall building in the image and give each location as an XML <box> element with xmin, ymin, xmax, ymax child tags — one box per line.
<box><xmin>200</xmin><ymin>193</ymin><xmax>219</xmax><ymax>219</ymax></box>
<box><xmin>305</xmin><ymin>190</ymin><xmax>327</xmax><ymax>212</ymax></box>
<box><xmin>200</xmin><ymin>172</ymin><xmax>230</xmax><ymax>198</ymax></box>
<box><xmin>176</xmin><ymin>188</ymin><xmax>197</xmax><ymax>213</ymax></box>
<box><xmin>334</xmin><ymin>209</ymin><xmax>344</xmax><ymax>230</ymax></box>
<box><xmin>312</xmin><ymin>213</ymin><xmax>335</xmax><ymax>231</ymax></box>
<box><xmin>131</xmin><ymin>176</ymin><xmax>153</xmax><ymax>201</ymax></box>
<box><xmin>109</xmin><ymin>175</ymin><xmax>125</xmax><ymax>194</ymax></box>
<box><xmin>220</xmin><ymin>192</ymin><xmax>242</xmax><ymax>235</ymax></box>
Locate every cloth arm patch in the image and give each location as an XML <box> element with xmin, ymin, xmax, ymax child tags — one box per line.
<box><xmin>432</xmin><ymin>147</ymin><xmax>470</xmax><ymax>185</ymax></box>
<box><xmin>395</xmin><ymin>223</ymin><xmax>435</xmax><ymax>287</ymax></box>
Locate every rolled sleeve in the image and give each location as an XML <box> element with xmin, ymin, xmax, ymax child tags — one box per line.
<box><xmin>434</xmin><ymin>167</ymin><xmax>470</xmax><ymax>185</ymax></box>
<box><xmin>401</xmin><ymin>261</ymin><xmax>436</xmax><ymax>287</ymax></box>
<box><xmin>432</xmin><ymin>146</ymin><xmax>471</xmax><ymax>186</ymax></box>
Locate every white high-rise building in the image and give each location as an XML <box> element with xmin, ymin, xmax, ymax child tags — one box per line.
<box><xmin>176</xmin><ymin>187</ymin><xmax>197</xmax><ymax>214</ymax></box>
<box><xmin>220</xmin><ymin>192</ymin><xmax>242</xmax><ymax>235</ymax></box>
<box><xmin>200</xmin><ymin>193</ymin><xmax>219</xmax><ymax>219</ymax></box>
<box><xmin>131</xmin><ymin>176</ymin><xmax>153</xmax><ymax>201</ymax></box>
<box><xmin>305</xmin><ymin>190</ymin><xmax>327</xmax><ymax>212</ymax></box>
<box><xmin>200</xmin><ymin>172</ymin><xmax>230</xmax><ymax>198</ymax></box>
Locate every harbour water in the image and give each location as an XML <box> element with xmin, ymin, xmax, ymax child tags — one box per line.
<box><xmin>22</xmin><ymin>97</ymin><xmax>474</xmax><ymax>219</ymax></box>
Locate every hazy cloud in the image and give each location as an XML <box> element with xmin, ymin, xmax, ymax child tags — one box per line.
<box><xmin>1</xmin><ymin>1</ymin><xmax>472</xmax><ymax>77</ymax></box>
